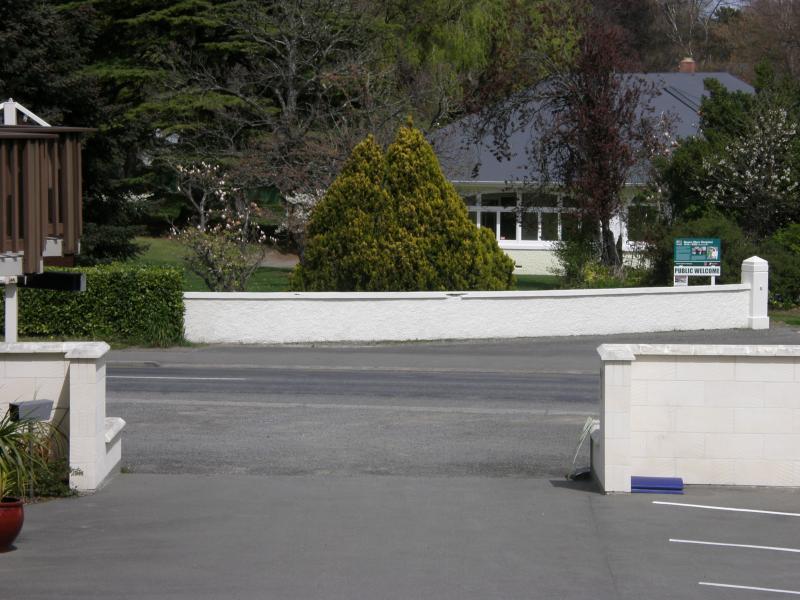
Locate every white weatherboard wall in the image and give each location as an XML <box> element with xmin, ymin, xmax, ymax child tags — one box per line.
<box><xmin>0</xmin><ymin>342</ymin><xmax>124</xmax><ymax>491</ymax></box>
<box><xmin>184</xmin><ymin>257</ymin><xmax>768</xmax><ymax>344</ymax></box>
<box><xmin>594</xmin><ymin>344</ymin><xmax>800</xmax><ymax>493</ymax></box>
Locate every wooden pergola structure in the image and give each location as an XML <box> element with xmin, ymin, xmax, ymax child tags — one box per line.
<box><xmin>0</xmin><ymin>102</ymin><xmax>91</xmax><ymax>274</ymax></box>
<box><xmin>0</xmin><ymin>99</ymin><xmax>92</xmax><ymax>341</ymax></box>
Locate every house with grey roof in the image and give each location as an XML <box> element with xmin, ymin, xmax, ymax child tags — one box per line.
<box><xmin>430</xmin><ymin>62</ymin><xmax>754</xmax><ymax>275</ymax></box>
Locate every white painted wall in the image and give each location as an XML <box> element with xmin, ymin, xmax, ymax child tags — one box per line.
<box><xmin>594</xmin><ymin>344</ymin><xmax>800</xmax><ymax>492</ymax></box>
<box><xmin>499</xmin><ymin>247</ymin><xmax>646</xmax><ymax>275</ymax></box>
<box><xmin>504</xmin><ymin>248</ymin><xmax>560</xmax><ymax>275</ymax></box>
<box><xmin>0</xmin><ymin>342</ymin><xmax>124</xmax><ymax>491</ymax></box>
<box><xmin>184</xmin><ymin>283</ymin><xmax>759</xmax><ymax>345</ymax></box>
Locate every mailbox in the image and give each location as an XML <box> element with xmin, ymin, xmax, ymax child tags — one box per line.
<box><xmin>9</xmin><ymin>400</ymin><xmax>54</xmax><ymax>422</ymax></box>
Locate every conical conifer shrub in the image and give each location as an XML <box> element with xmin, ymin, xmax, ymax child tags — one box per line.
<box><xmin>292</xmin><ymin>123</ymin><xmax>514</xmax><ymax>291</ymax></box>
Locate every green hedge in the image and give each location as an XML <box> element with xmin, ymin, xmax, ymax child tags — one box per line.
<box><xmin>0</xmin><ymin>265</ymin><xmax>184</xmax><ymax>347</ymax></box>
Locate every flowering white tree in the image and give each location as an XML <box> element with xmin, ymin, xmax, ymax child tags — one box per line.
<box><xmin>274</xmin><ymin>190</ymin><xmax>324</xmax><ymax>257</ymax></box>
<box><xmin>170</xmin><ymin>161</ymin><xmax>271</xmax><ymax>291</ymax></box>
<box><xmin>173</xmin><ymin>162</ymin><xmax>229</xmax><ymax>229</ymax></box>
<box><xmin>697</xmin><ymin>107</ymin><xmax>800</xmax><ymax>239</ymax></box>
<box><xmin>174</xmin><ymin>202</ymin><xmax>269</xmax><ymax>292</ymax></box>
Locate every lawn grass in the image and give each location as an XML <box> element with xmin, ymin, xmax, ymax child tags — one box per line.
<box><xmin>133</xmin><ymin>236</ymin><xmax>187</xmax><ymax>266</ymax></box>
<box><xmin>769</xmin><ymin>308</ymin><xmax>800</xmax><ymax>327</ymax></box>
<box><xmin>514</xmin><ymin>274</ymin><xmax>561</xmax><ymax>291</ymax></box>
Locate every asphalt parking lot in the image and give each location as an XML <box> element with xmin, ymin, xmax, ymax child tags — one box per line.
<box><xmin>595</xmin><ymin>486</ymin><xmax>800</xmax><ymax>598</ymax></box>
<box><xmin>3</xmin><ymin>477</ymin><xmax>800</xmax><ymax>599</ymax></box>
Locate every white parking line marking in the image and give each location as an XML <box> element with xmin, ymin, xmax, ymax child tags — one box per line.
<box><xmin>671</xmin><ymin>539</ymin><xmax>800</xmax><ymax>554</ymax></box>
<box><xmin>654</xmin><ymin>501</ymin><xmax>800</xmax><ymax>518</ymax></box>
<box><xmin>108</xmin><ymin>376</ymin><xmax>247</xmax><ymax>381</ymax></box>
<box><xmin>699</xmin><ymin>582</ymin><xmax>800</xmax><ymax>595</ymax></box>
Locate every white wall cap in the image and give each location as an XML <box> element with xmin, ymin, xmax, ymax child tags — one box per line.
<box><xmin>104</xmin><ymin>417</ymin><xmax>126</xmax><ymax>443</ymax></box>
<box><xmin>741</xmin><ymin>256</ymin><xmax>769</xmax><ymax>272</ymax></box>
<box><xmin>598</xmin><ymin>343</ymin><xmax>800</xmax><ymax>362</ymax></box>
<box><xmin>0</xmin><ymin>341</ymin><xmax>110</xmax><ymax>359</ymax></box>
<box><xmin>185</xmin><ymin>284</ymin><xmax>751</xmax><ymax>302</ymax></box>
<box><xmin>597</xmin><ymin>344</ymin><xmax>637</xmax><ymax>361</ymax></box>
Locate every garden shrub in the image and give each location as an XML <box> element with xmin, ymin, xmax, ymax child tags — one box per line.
<box><xmin>759</xmin><ymin>223</ymin><xmax>800</xmax><ymax>308</ymax></box>
<box><xmin>551</xmin><ymin>220</ymin><xmax>648</xmax><ymax>289</ymax></box>
<box><xmin>0</xmin><ymin>265</ymin><xmax>184</xmax><ymax>346</ymax></box>
<box><xmin>291</xmin><ymin>123</ymin><xmax>515</xmax><ymax>291</ymax></box>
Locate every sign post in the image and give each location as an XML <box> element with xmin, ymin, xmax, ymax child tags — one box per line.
<box><xmin>674</xmin><ymin>238</ymin><xmax>721</xmax><ymax>286</ymax></box>
<box><xmin>3</xmin><ymin>277</ymin><xmax>17</xmax><ymax>343</ymax></box>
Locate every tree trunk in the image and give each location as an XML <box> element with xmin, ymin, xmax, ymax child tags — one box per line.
<box><xmin>599</xmin><ymin>223</ymin><xmax>622</xmax><ymax>269</ymax></box>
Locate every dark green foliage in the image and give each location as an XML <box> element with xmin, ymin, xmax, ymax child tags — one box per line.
<box><xmin>655</xmin><ymin>79</ymin><xmax>755</xmax><ymax>222</ymax></box>
<box><xmin>759</xmin><ymin>224</ymin><xmax>800</xmax><ymax>308</ymax></box>
<box><xmin>643</xmin><ymin>211</ymin><xmax>755</xmax><ymax>286</ymax></box>
<box><xmin>31</xmin><ymin>458</ymin><xmax>76</xmax><ymax>498</ymax></box>
<box><xmin>698</xmin><ymin>79</ymin><xmax>755</xmax><ymax>144</ymax></box>
<box><xmin>292</xmin><ymin>125</ymin><xmax>515</xmax><ymax>291</ymax></box>
<box><xmin>79</xmin><ymin>191</ymin><xmax>153</xmax><ymax>265</ymax></box>
<box><xmin>653</xmin><ymin>139</ymin><xmax>715</xmax><ymax>221</ymax></box>
<box><xmin>552</xmin><ymin>221</ymin><xmax>601</xmax><ymax>287</ymax></box>
<box><xmin>77</xmin><ymin>223</ymin><xmax>147</xmax><ymax>266</ymax></box>
<box><xmin>0</xmin><ymin>0</ymin><xmax>99</xmax><ymax>124</ymax></box>
<box><xmin>0</xmin><ymin>265</ymin><xmax>184</xmax><ymax>347</ymax></box>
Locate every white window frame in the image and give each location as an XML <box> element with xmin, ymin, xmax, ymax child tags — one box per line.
<box><xmin>466</xmin><ymin>191</ymin><xmax>577</xmax><ymax>250</ymax></box>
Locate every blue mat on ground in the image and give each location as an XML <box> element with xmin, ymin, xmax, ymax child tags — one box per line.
<box><xmin>631</xmin><ymin>476</ymin><xmax>684</xmax><ymax>494</ymax></box>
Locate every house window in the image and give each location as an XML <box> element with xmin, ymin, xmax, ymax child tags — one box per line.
<box><xmin>480</xmin><ymin>211</ymin><xmax>497</xmax><ymax>233</ymax></box>
<box><xmin>500</xmin><ymin>212</ymin><xmax>516</xmax><ymax>240</ymax></box>
<box><xmin>626</xmin><ymin>202</ymin><xmax>656</xmax><ymax>242</ymax></box>
<box><xmin>521</xmin><ymin>213</ymin><xmax>538</xmax><ymax>240</ymax></box>
<box><xmin>466</xmin><ymin>190</ymin><xmax>576</xmax><ymax>244</ymax></box>
<box><xmin>561</xmin><ymin>212</ymin><xmax>580</xmax><ymax>241</ymax></box>
<box><xmin>541</xmin><ymin>213</ymin><xmax>558</xmax><ymax>240</ymax></box>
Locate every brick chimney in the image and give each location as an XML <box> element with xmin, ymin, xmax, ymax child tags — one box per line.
<box><xmin>678</xmin><ymin>57</ymin><xmax>697</xmax><ymax>73</ymax></box>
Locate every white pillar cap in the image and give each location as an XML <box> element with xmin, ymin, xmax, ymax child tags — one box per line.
<box><xmin>741</xmin><ymin>256</ymin><xmax>768</xmax><ymax>272</ymax></box>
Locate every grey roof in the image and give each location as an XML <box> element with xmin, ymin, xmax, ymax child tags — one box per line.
<box><xmin>430</xmin><ymin>72</ymin><xmax>754</xmax><ymax>186</ymax></box>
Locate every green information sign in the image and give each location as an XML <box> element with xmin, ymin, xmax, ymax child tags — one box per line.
<box><xmin>674</xmin><ymin>238</ymin><xmax>721</xmax><ymax>265</ymax></box>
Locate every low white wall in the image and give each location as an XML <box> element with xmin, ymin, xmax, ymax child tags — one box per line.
<box><xmin>594</xmin><ymin>344</ymin><xmax>800</xmax><ymax>492</ymax></box>
<box><xmin>0</xmin><ymin>342</ymin><xmax>124</xmax><ymax>492</ymax></box>
<box><xmin>185</xmin><ymin>257</ymin><xmax>769</xmax><ymax>344</ymax></box>
<box><xmin>185</xmin><ymin>285</ymin><xmax>753</xmax><ymax>344</ymax></box>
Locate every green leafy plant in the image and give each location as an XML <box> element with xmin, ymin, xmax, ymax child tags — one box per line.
<box><xmin>0</xmin><ymin>265</ymin><xmax>184</xmax><ymax>347</ymax></box>
<box><xmin>0</xmin><ymin>411</ymin><xmax>52</xmax><ymax>500</ymax></box>
<box><xmin>759</xmin><ymin>224</ymin><xmax>800</xmax><ymax>308</ymax></box>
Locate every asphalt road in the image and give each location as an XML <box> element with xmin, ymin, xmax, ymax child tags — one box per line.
<box><xmin>107</xmin><ymin>326</ymin><xmax>800</xmax><ymax>478</ymax></box>
<box><xmin>107</xmin><ymin>365</ymin><xmax>598</xmax><ymax>477</ymax></box>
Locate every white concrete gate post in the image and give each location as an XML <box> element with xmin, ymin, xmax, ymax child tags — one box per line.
<box><xmin>741</xmin><ymin>256</ymin><xmax>769</xmax><ymax>330</ymax></box>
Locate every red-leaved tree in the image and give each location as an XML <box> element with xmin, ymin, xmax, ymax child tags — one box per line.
<box><xmin>534</xmin><ymin>13</ymin><xmax>667</xmax><ymax>268</ymax></box>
